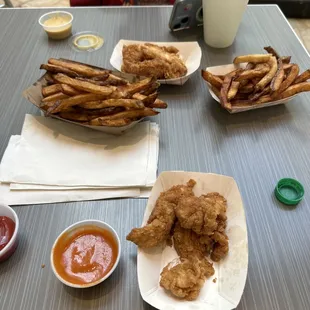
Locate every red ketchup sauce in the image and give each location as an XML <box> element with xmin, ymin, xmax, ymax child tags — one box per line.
<box><xmin>0</xmin><ymin>216</ymin><xmax>16</xmax><ymax>251</ymax></box>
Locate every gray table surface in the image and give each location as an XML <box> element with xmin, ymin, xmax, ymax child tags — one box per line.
<box><xmin>0</xmin><ymin>5</ymin><xmax>310</xmax><ymax>310</ymax></box>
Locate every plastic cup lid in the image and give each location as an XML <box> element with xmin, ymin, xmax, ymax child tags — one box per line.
<box><xmin>70</xmin><ymin>31</ymin><xmax>104</xmax><ymax>52</ymax></box>
<box><xmin>274</xmin><ymin>178</ymin><xmax>304</xmax><ymax>206</ymax></box>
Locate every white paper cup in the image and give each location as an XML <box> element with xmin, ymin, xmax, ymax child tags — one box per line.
<box><xmin>203</xmin><ymin>0</ymin><xmax>249</xmax><ymax>48</ymax></box>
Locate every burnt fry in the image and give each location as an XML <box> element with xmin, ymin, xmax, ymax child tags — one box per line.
<box><xmin>239</xmin><ymin>83</ymin><xmax>254</xmax><ymax>93</ymax></box>
<box><xmin>227</xmin><ymin>81</ymin><xmax>239</xmax><ymax>100</ymax></box>
<box><xmin>48</xmin><ymin>58</ymin><xmax>109</xmax><ymax>77</ymax></box>
<box><xmin>201</xmin><ymin>70</ymin><xmax>223</xmax><ymax>89</ymax></box>
<box><xmin>220</xmin><ymin>72</ymin><xmax>237</xmax><ymax>109</ymax></box>
<box><xmin>42</xmin><ymin>84</ymin><xmax>62</xmax><ymax>97</ymax></box>
<box><xmin>255</xmin><ymin>56</ymin><xmax>277</xmax><ymax>91</ymax></box>
<box><xmin>270</xmin><ymin>58</ymin><xmax>284</xmax><ymax>92</ymax></box>
<box><xmin>294</xmin><ymin>69</ymin><xmax>310</xmax><ymax>84</ymax></box>
<box><xmin>279</xmin><ymin>82</ymin><xmax>310</xmax><ymax>98</ymax></box>
<box><xmin>263</xmin><ymin>46</ymin><xmax>291</xmax><ymax>64</ymax></box>
<box><xmin>249</xmin><ymin>86</ymin><xmax>270</xmax><ymax>101</ymax></box>
<box><xmin>40</xmin><ymin>64</ymin><xmax>80</xmax><ymax>78</ymax></box>
<box><xmin>281</xmin><ymin>56</ymin><xmax>291</xmax><ymax>64</ymax></box>
<box><xmin>53</xmin><ymin>73</ymin><xmax>114</xmax><ymax>95</ymax></box>
<box><xmin>233</xmin><ymin>54</ymin><xmax>271</xmax><ymax>64</ymax></box>
<box><xmin>42</xmin><ymin>92</ymin><xmax>69</xmax><ymax>102</ymax></box>
<box><xmin>61</xmin><ymin>84</ymin><xmax>81</xmax><ymax>96</ymax></box>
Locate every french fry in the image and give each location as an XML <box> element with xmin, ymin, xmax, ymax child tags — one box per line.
<box><xmin>239</xmin><ymin>83</ymin><xmax>254</xmax><ymax>93</ymax></box>
<box><xmin>255</xmin><ymin>56</ymin><xmax>278</xmax><ymax>91</ymax></box>
<box><xmin>271</xmin><ymin>64</ymin><xmax>299</xmax><ymax>98</ymax></box>
<box><xmin>40</xmin><ymin>64</ymin><xmax>80</xmax><ymax>78</ymax></box>
<box><xmin>90</xmin><ymin>108</ymin><xmax>159</xmax><ymax>121</ymax></box>
<box><xmin>235</xmin><ymin>67</ymin><xmax>269</xmax><ymax>81</ymax></box>
<box><xmin>220</xmin><ymin>71</ymin><xmax>239</xmax><ymax>109</ymax></box>
<box><xmin>53</xmin><ymin>74</ymin><xmax>114</xmax><ymax>96</ymax></box>
<box><xmin>112</xmin><ymin>77</ymin><xmax>154</xmax><ymax>98</ymax></box>
<box><xmin>279</xmin><ymin>82</ymin><xmax>310</xmax><ymax>99</ymax></box>
<box><xmin>281</xmin><ymin>56</ymin><xmax>291</xmax><ymax>64</ymax></box>
<box><xmin>76</xmin><ymin>76</ymin><xmax>110</xmax><ymax>85</ymax></box>
<box><xmin>249</xmin><ymin>86</ymin><xmax>271</xmax><ymax>101</ymax></box>
<box><xmin>79</xmin><ymin>99</ymin><xmax>145</xmax><ymax>110</ymax></box>
<box><xmin>283</xmin><ymin>64</ymin><xmax>293</xmax><ymax>71</ymax></box>
<box><xmin>270</xmin><ymin>58</ymin><xmax>284</xmax><ymax>92</ymax></box>
<box><xmin>232</xmin><ymin>95</ymin><xmax>272</xmax><ymax>106</ymax></box>
<box><xmin>42</xmin><ymin>92</ymin><xmax>69</xmax><ymax>103</ymax></box>
<box><xmin>98</xmin><ymin>74</ymin><xmax>129</xmax><ymax>86</ymax></box>
<box><xmin>294</xmin><ymin>69</ymin><xmax>310</xmax><ymax>84</ymax></box>
<box><xmin>141</xmin><ymin>82</ymin><xmax>161</xmax><ymax>96</ymax></box>
<box><xmin>89</xmin><ymin>118</ymin><xmax>132</xmax><ymax>127</ymax></box>
<box><xmin>47</xmin><ymin>93</ymin><xmax>108</xmax><ymax>114</ymax></box>
<box><xmin>132</xmin><ymin>93</ymin><xmax>167</xmax><ymax>109</ymax></box>
<box><xmin>42</xmin><ymin>84</ymin><xmax>62</xmax><ymax>97</ymax></box>
<box><xmin>263</xmin><ymin>46</ymin><xmax>291</xmax><ymax>64</ymax></box>
<box><xmin>201</xmin><ymin>70</ymin><xmax>223</xmax><ymax>89</ymax></box>
<box><xmin>227</xmin><ymin>81</ymin><xmax>240</xmax><ymax>100</ymax></box>
<box><xmin>48</xmin><ymin>58</ymin><xmax>109</xmax><ymax>78</ymax></box>
<box><xmin>233</xmin><ymin>54</ymin><xmax>271</xmax><ymax>64</ymax></box>
<box><xmin>61</xmin><ymin>84</ymin><xmax>81</xmax><ymax>96</ymax></box>
<box><xmin>45</xmin><ymin>73</ymin><xmax>55</xmax><ymax>85</ymax></box>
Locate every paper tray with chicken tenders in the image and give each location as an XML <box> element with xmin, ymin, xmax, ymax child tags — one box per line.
<box><xmin>110</xmin><ymin>40</ymin><xmax>202</xmax><ymax>85</ymax></box>
<box><xmin>23</xmin><ymin>58</ymin><xmax>167</xmax><ymax>134</ymax></box>
<box><xmin>202</xmin><ymin>47</ymin><xmax>310</xmax><ymax>113</ymax></box>
<box><xmin>127</xmin><ymin>171</ymin><xmax>248</xmax><ymax>310</ymax></box>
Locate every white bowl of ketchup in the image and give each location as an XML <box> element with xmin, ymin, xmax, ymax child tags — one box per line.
<box><xmin>0</xmin><ymin>203</ymin><xmax>19</xmax><ymax>263</ymax></box>
<box><xmin>51</xmin><ymin>220</ymin><xmax>121</xmax><ymax>288</ymax></box>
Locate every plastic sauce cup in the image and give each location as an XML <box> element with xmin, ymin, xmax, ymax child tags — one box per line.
<box><xmin>39</xmin><ymin>11</ymin><xmax>73</xmax><ymax>40</ymax></box>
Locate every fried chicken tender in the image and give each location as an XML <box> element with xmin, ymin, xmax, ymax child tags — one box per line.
<box><xmin>122</xmin><ymin>43</ymin><xmax>187</xmax><ymax>79</ymax></box>
<box><xmin>210</xmin><ymin>231</ymin><xmax>229</xmax><ymax>262</ymax></box>
<box><xmin>175</xmin><ymin>193</ymin><xmax>227</xmax><ymax>236</ymax></box>
<box><xmin>160</xmin><ymin>258</ymin><xmax>214</xmax><ymax>301</ymax></box>
<box><xmin>126</xmin><ymin>180</ymin><xmax>196</xmax><ymax>248</ymax></box>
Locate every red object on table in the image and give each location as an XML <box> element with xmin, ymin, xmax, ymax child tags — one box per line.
<box><xmin>0</xmin><ymin>216</ymin><xmax>15</xmax><ymax>251</ymax></box>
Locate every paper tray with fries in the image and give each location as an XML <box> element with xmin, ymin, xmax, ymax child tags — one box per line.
<box><xmin>202</xmin><ymin>47</ymin><xmax>310</xmax><ymax>114</ymax></box>
<box><xmin>136</xmin><ymin>171</ymin><xmax>248</xmax><ymax>310</ymax></box>
<box><xmin>110</xmin><ymin>40</ymin><xmax>202</xmax><ymax>86</ymax></box>
<box><xmin>23</xmin><ymin>58</ymin><xmax>167</xmax><ymax>134</ymax></box>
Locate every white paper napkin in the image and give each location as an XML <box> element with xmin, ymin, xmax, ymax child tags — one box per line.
<box><xmin>0</xmin><ymin>115</ymin><xmax>159</xmax><ymax>187</ymax></box>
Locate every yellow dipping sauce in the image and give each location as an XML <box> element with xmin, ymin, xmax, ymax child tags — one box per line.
<box><xmin>43</xmin><ymin>15</ymin><xmax>72</xmax><ymax>40</ymax></box>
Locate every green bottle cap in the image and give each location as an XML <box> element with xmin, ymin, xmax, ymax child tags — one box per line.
<box><xmin>275</xmin><ymin>178</ymin><xmax>304</xmax><ymax>206</ymax></box>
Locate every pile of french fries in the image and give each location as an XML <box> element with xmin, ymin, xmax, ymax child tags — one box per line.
<box><xmin>39</xmin><ymin>58</ymin><xmax>167</xmax><ymax>127</ymax></box>
<box><xmin>202</xmin><ymin>46</ymin><xmax>310</xmax><ymax>111</ymax></box>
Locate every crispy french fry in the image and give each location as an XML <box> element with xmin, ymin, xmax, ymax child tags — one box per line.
<box><xmin>42</xmin><ymin>92</ymin><xmax>69</xmax><ymax>103</ymax></box>
<box><xmin>210</xmin><ymin>86</ymin><xmax>221</xmax><ymax>99</ymax></box>
<box><xmin>272</xmin><ymin>64</ymin><xmax>299</xmax><ymax>98</ymax></box>
<box><xmin>61</xmin><ymin>84</ymin><xmax>81</xmax><ymax>96</ymax></box>
<box><xmin>98</xmin><ymin>74</ymin><xmax>129</xmax><ymax>86</ymax></box>
<box><xmin>79</xmin><ymin>99</ymin><xmax>145</xmax><ymax>110</ymax></box>
<box><xmin>47</xmin><ymin>93</ymin><xmax>108</xmax><ymax>114</ymax></box>
<box><xmin>76</xmin><ymin>76</ymin><xmax>110</xmax><ymax>85</ymax></box>
<box><xmin>233</xmin><ymin>54</ymin><xmax>271</xmax><ymax>64</ymax></box>
<box><xmin>42</xmin><ymin>84</ymin><xmax>62</xmax><ymax>97</ymax></box>
<box><xmin>246</xmin><ymin>63</ymin><xmax>255</xmax><ymax>70</ymax></box>
<box><xmin>92</xmin><ymin>108</ymin><xmax>159</xmax><ymax>121</ymax></box>
<box><xmin>279</xmin><ymin>82</ymin><xmax>310</xmax><ymax>99</ymax></box>
<box><xmin>220</xmin><ymin>71</ymin><xmax>239</xmax><ymax>109</ymax></box>
<box><xmin>270</xmin><ymin>58</ymin><xmax>284</xmax><ymax>92</ymax></box>
<box><xmin>283</xmin><ymin>64</ymin><xmax>293</xmax><ymax>71</ymax></box>
<box><xmin>141</xmin><ymin>82</ymin><xmax>161</xmax><ymax>96</ymax></box>
<box><xmin>249</xmin><ymin>86</ymin><xmax>271</xmax><ymax>101</ymax></box>
<box><xmin>58</xmin><ymin>112</ymin><xmax>92</xmax><ymax>122</ymax></box>
<box><xmin>235</xmin><ymin>67</ymin><xmax>269</xmax><ymax>81</ymax></box>
<box><xmin>227</xmin><ymin>81</ymin><xmax>240</xmax><ymax>100</ymax></box>
<box><xmin>255</xmin><ymin>56</ymin><xmax>278</xmax><ymax>91</ymax></box>
<box><xmin>263</xmin><ymin>46</ymin><xmax>292</xmax><ymax>64</ymax></box>
<box><xmin>201</xmin><ymin>70</ymin><xmax>223</xmax><ymax>89</ymax></box>
<box><xmin>232</xmin><ymin>95</ymin><xmax>272</xmax><ymax>106</ymax></box>
<box><xmin>281</xmin><ymin>56</ymin><xmax>291</xmax><ymax>64</ymax></box>
<box><xmin>89</xmin><ymin>118</ymin><xmax>132</xmax><ymax>127</ymax></box>
<box><xmin>53</xmin><ymin>74</ymin><xmax>114</xmax><ymax>96</ymax></box>
<box><xmin>112</xmin><ymin>77</ymin><xmax>154</xmax><ymax>98</ymax></box>
<box><xmin>239</xmin><ymin>83</ymin><xmax>254</xmax><ymax>93</ymax></box>
<box><xmin>132</xmin><ymin>93</ymin><xmax>167</xmax><ymax>109</ymax></box>
<box><xmin>45</xmin><ymin>73</ymin><xmax>55</xmax><ymax>85</ymax></box>
<box><xmin>294</xmin><ymin>69</ymin><xmax>310</xmax><ymax>84</ymax></box>
<box><xmin>40</xmin><ymin>64</ymin><xmax>80</xmax><ymax>78</ymax></box>
<box><xmin>48</xmin><ymin>58</ymin><xmax>109</xmax><ymax>78</ymax></box>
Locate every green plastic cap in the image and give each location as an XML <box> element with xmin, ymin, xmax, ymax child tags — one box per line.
<box><xmin>275</xmin><ymin>178</ymin><xmax>304</xmax><ymax>206</ymax></box>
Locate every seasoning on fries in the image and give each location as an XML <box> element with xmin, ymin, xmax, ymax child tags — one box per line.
<box><xmin>37</xmin><ymin>58</ymin><xmax>167</xmax><ymax>126</ymax></box>
<box><xmin>202</xmin><ymin>46</ymin><xmax>310</xmax><ymax>111</ymax></box>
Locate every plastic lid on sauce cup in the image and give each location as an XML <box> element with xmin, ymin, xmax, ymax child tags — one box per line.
<box><xmin>70</xmin><ymin>31</ymin><xmax>104</xmax><ymax>52</ymax></box>
<box><xmin>275</xmin><ymin>178</ymin><xmax>304</xmax><ymax>206</ymax></box>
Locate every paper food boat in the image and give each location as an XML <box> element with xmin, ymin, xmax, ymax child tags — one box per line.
<box><xmin>23</xmin><ymin>72</ymin><xmax>152</xmax><ymax>135</ymax></box>
<box><xmin>110</xmin><ymin>40</ymin><xmax>202</xmax><ymax>86</ymax></box>
<box><xmin>137</xmin><ymin>171</ymin><xmax>248</xmax><ymax>310</ymax></box>
<box><xmin>206</xmin><ymin>64</ymin><xmax>297</xmax><ymax>113</ymax></box>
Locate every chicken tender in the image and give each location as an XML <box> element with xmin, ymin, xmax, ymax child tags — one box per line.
<box><xmin>211</xmin><ymin>231</ymin><xmax>229</xmax><ymax>262</ymax></box>
<box><xmin>160</xmin><ymin>258</ymin><xmax>214</xmax><ymax>301</ymax></box>
<box><xmin>122</xmin><ymin>43</ymin><xmax>187</xmax><ymax>79</ymax></box>
<box><xmin>175</xmin><ymin>193</ymin><xmax>227</xmax><ymax>236</ymax></box>
<box><xmin>126</xmin><ymin>180</ymin><xmax>196</xmax><ymax>248</ymax></box>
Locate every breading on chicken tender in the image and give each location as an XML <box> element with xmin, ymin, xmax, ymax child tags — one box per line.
<box><xmin>160</xmin><ymin>258</ymin><xmax>214</xmax><ymax>301</ymax></box>
<box><xmin>126</xmin><ymin>180</ymin><xmax>196</xmax><ymax>248</ymax></box>
<box><xmin>175</xmin><ymin>193</ymin><xmax>227</xmax><ymax>236</ymax></box>
<box><xmin>122</xmin><ymin>43</ymin><xmax>187</xmax><ymax>79</ymax></box>
<box><xmin>210</xmin><ymin>231</ymin><xmax>229</xmax><ymax>262</ymax></box>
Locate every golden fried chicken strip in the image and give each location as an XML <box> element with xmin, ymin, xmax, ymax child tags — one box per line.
<box><xmin>126</xmin><ymin>180</ymin><xmax>196</xmax><ymax>248</ymax></box>
<box><xmin>160</xmin><ymin>258</ymin><xmax>214</xmax><ymax>301</ymax></box>
<box><xmin>211</xmin><ymin>231</ymin><xmax>229</xmax><ymax>262</ymax></box>
<box><xmin>175</xmin><ymin>193</ymin><xmax>227</xmax><ymax>236</ymax></box>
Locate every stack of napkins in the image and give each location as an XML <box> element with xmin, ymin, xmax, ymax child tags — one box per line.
<box><xmin>0</xmin><ymin>115</ymin><xmax>159</xmax><ymax>205</ymax></box>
